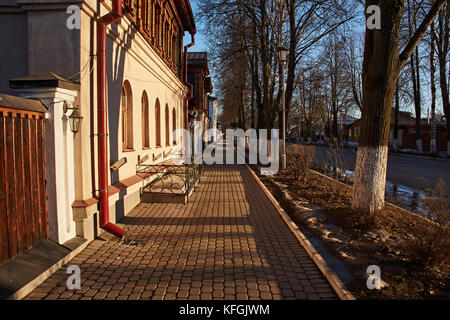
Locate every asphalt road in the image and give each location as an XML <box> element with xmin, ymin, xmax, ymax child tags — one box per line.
<box><xmin>314</xmin><ymin>146</ymin><xmax>450</xmax><ymax>193</ymax></box>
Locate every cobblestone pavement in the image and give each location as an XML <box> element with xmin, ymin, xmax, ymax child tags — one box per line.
<box><xmin>25</xmin><ymin>165</ymin><xmax>337</xmax><ymax>300</ymax></box>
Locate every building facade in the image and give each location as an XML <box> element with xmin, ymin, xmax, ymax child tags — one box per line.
<box><xmin>0</xmin><ymin>0</ymin><xmax>197</xmax><ymax>245</ymax></box>
<box><xmin>347</xmin><ymin>112</ymin><xmax>448</xmax><ymax>153</ymax></box>
<box><xmin>187</xmin><ymin>52</ymin><xmax>212</xmax><ymax>137</ymax></box>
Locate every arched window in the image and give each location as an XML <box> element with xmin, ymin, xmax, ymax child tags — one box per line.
<box><xmin>165</xmin><ymin>104</ymin><xmax>170</xmax><ymax>146</ymax></box>
<box><xmin>155</xmin><ymin>99</ymin><xmax>161</xmax><ymax>147</ymax></box>
<box><xmin>172</xmin><ymin>108</ymin><xmax>177</xmax><ymax>145</ymax></box>
<box><xmin>121</xmin><ymin>87</ymin><xmax>127</xmax><ymax>150</ymax></box>
<box><xmin>142</xmin><ymin>91</ymin><xmax>149</xmax><ymax>149</ymax></box>
<box><xmin>121</xmin><ymin>81</ymin><xmax>133</xmax><ymax>150</ymax></box>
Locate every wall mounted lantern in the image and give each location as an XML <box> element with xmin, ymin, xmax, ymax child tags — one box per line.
<box><xmin>63</xmin><ymin>101</ymin><xmax>83</xmax><ymax>134</ymax></box>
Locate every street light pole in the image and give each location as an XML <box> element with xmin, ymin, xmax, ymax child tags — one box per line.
<box><xmin>281</xmin><ymin>62</ymin><xmax>286</xmax><ymax>170</ymax></box>
<box><xmin>278</xmin><ymin>47</ymin><xmax>288</xmax><ymax>171</ymax></box>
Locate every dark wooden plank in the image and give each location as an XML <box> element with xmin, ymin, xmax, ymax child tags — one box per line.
<box><xmin>36</xmin><ymin>119</ymin><xmax>48</xmax><ymax>239</ymax></box>
<box><xmin>0</xmin><ymin>116</ymin><xmax>10</xmax><ymax>264</ymax></box>
<box><xmin>14</xmin><ymin>115</ymin><xmax>26</xmax><ymax>254</ymax></box>
<box><xmin>29</xmin><ymin>118</ymin><xmax>40</xmax><ymax>244</ymax></box>
<box><xmin>21</xmin><ymin>117</ymin><xmax>34</xmax><ymax>250</ymax></box>
<box><xmin>41</xmin><ymin>121</ymin><xmax>48</xmax><ymax>239</ymax></box>
<box><xmin>5</xmin><ymin>116</ymin><xmax>18</xmax><ymax>259</ymax></box>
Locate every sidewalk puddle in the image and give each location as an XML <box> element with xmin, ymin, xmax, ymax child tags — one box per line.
<box><xmin>315</xmin><ymin>165</ymin><xmax>426</xmax><ymax>214</ymax></box>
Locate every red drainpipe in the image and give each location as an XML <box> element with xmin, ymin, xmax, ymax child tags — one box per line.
<box><xmin>184</xmin><ymin>32</ymin><xmax>195</xmax><ymax>161</ymax></box>
<box><xmin>96</xmin><ymin>0</ymin><xmax>126</xmax><ymax>239</ymax></box>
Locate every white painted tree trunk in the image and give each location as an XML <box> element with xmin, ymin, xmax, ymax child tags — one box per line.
<box><xmin>308</xmin><ymin>137</ymin><xmax>312</xmax><ymax>144</ymax></box>
<box><xmin>430</xmin><ymin>138</ymin><xmax>437</xmax><ymax>154</ymax></box>
<box><xmin>416</xmin><ymin>139</ymin><xmax>423</xmax><ymax>154</ymax></box>
<box><xmin>352</xmin><ymin>146</ymin><xmax>389</xmax><ymax>213</ymax></box>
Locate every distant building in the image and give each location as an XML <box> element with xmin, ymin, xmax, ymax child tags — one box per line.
<box><xmin>347</xmin><ymin>111</ymin><xmax>448</xmax><ymax>152</ymax></box>
<box><xmin>187</xmin><ymin>52</ymin><xmax>213</xmax><ymax>138</ymax></box>
<box><xmin>338</xmin><ymin>115</ymin><xmax>359</xmax><ymax>133</ymax></box>
<box><xmin>292</xmin><ymin>114</ymin><xmax>358</xmax><ymax>144</ymax></box>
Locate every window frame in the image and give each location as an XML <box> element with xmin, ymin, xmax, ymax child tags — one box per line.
<box><xmin>121</xmin><ymin>87</ymin><xmax>128</xmax><ymax>151</ymax></box>
<box><xmin>165</xmin><ymin>104</ymin><xmax>170</xmax><ymax>147</ymax></box>
<box><xmin>155</xmin><ymin>99</ymin><xmax>162</xmax><ymax>147</ymax></box>
<box><xmin>121</xmin><ymin>81</ymin><xmax>134</xmax><ymax>151</ymax></box>
<box><xmin>142</xmin><ymin>91</ymin><xmax>150</xmax><ymax>149</ymax></box>
<box><xmin>172</xmin><ymin>108</ymin><xmax>177</xmax><ymax>145</ymax></box>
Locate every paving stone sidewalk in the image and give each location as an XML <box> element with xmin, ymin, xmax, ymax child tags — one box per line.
<box><xmin>25</xmin><ymin>164</ymin><xmax>337</xmax><ymax>300</ymax></box>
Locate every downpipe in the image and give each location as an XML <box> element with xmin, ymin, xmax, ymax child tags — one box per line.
<box><xmin>184</xmin><ymin>32</ymin><xmax>195</xmax><ymax>163</ymax></box>
<box><xmin>96</xmin><ymin>0</ymin><xmax>126</xmax><ymax>239</ymax></box>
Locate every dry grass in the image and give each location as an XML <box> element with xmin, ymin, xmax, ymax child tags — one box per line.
<box><xmin>404</xmin><ymin>180</ymin><xmax>450</xmax><ymax>267</ymax></box>
<box><xmin>285</xmin><ymin>144</ymin><xmax>316</xmax><ymax>181</ymax></box>
<box><xmin>257</xmin><ymin>149</ymin><xmax>450</xmax><ymax>299</ymax></box>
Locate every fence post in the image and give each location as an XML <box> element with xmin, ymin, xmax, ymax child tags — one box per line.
<box><xmin>15</xmin><ymin>86</ymin><xmax>79</xmax><ymax>244</ymax></box>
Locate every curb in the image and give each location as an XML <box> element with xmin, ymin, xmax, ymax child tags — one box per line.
<box><xmin>8</xmin><ymin>239</ymin><xmax>91</xmax><ymax>301</ymax></box>
<box><xmin>389</xmin><ymin>152</ymin><xmax>450</xmax><ymax>163</ymax></box>
<box><xmin>310</xmin><ymin>169</ymin><xmax>435</xmax><ymax>225</ymax></box>
<box><xmin>304</xmin><ymin>142</ymin><xmax>450</xmax><ymax>162</ymax></box>
<box><xmin>245</xmin><ymin>164</ymin><xmax>356</xmax><ymax>301</ymax></box>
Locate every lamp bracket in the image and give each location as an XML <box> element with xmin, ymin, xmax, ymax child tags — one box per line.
<box><xmin>63</xmin><ymin>101</ymin><xmax>79</xmax><ymax>114</ymax></box>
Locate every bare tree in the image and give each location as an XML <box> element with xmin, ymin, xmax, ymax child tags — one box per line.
<box><xmin>430</xmin><ymin>21</ymin><xmax>438</xmax><ymax>153</ymax></box>
<box><xmin>431</xmin><ymin>2</ymin><xmax>450</xmax><ymax>155</ymax></box>
<box><xmin>407</xmin><ymin>0</ymin><xmax>425</xmax><ymax>154</ymax></box>
<box><xmin>283</xmin><ymin>0</ymin><xmax>356</xmax><ymax>132</ymax></box>
<box><xmin>297</xmin><ymin>68</ymin><xmax>325</xmax><ymax>143</ymax></box>
<box><xmin>346</xmin><ymin>34</ymin><xmax>364</xmax><ymax>113</ymax></box>
<box><xmin>352</xmin><ymin>0</ymin><xmax>447</xmax><ymax>214</ymax></box>
<box><xmin>198</xmin><ymin>0</ymin><xmax>355</xmax><ymax>136</ymax></box>
<box><xmin>322</xmin><ymin>35</ymin><xmax>355</xmax><ymax>143</ymax></box>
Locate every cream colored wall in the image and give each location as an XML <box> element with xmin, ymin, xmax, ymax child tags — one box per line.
<box><xmin>16</xmin><ymin>87</ymin><xmax>78</xmax><ymax>245</ymax></box>
<box><xmin>2</xmin><ymin>0</ymin><xmax>189</xmax><ymax>241</ymax></box>
<box><xmin>75</xmin><ymin>3</ymin><xmax>95</xmax><ymax>202</ymax></box>
<box><xmin>75</xmin><ymin>1</ymin><xmax>187</xmax><ymax>208</ymax></box>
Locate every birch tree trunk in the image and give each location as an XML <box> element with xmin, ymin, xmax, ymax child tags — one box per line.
<box><xmin>430</xmin><ymin>22</ymin><xmax>438</xmax><ymax>154</ymax></box>
<box><xmin>413</xmin><ymin>48</ymin><xmax>423</xmax><ymax>154</ymax></box>
<box><xmin>259</xmin><ymin>0</ymin><xmax>271</xmax><ymax>130</ymax></box>
<box><xmin>435</xmin><ymin>4</ymin><xmax>450</xmax><ymax>155</ymax></box>
<box><xmin>394</xmin><ymin>84</ymin><xmax>400</xmax><ymax>152</ymax></box>
<box><xmin>408</xmin><ymin>0</ymin><xmax>423</xmax><ymax>154</ymax></box>
<box><xmin>352</xmin><ymin>2</ymin><xmax>403</xmax><ymax>213</ymax></box>
<box><xmin>352</xmin><ymin>0</ymin><xmax>447</xmax><ymax>213</ymax></box>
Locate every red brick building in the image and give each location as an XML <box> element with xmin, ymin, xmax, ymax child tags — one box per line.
<box><xmin>187</xmin><ymin>52</ymin><xmax>213</xmax><ymax>134</ymax></box>
<box><xmin>347</xmin><ymin>111</ymin><xmax>448</xmax><ymax>152</ymax></box>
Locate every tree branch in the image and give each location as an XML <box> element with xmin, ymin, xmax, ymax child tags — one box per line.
<box><xmin>398</xmin><ymin>0</ymin><xmax>448</xmax><ymax>70</ymax></box>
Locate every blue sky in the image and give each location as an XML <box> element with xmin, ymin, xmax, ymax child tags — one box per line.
<box><xmin>182</xmin><ymin>0</ymin><xmax>445</xmax><ymax>118</ymax></box>
<box><xmin>183</xmin><ymin>0</ymin><xmax>209</xmax><ymax>52</ymax></box>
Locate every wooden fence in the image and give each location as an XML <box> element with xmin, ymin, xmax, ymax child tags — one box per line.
<box><xmin>0</xmin><ymin>106</ymin><xmax>48</xmax><ymax>264</ymax></box>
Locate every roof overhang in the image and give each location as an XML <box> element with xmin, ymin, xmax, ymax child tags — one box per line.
<box><xmin>175</xmin><ymin>0</ymin><xmax>196</xmax><ymax>34</ymax></box>
<box><xmin>0</xmin><ymin>94</ymin><xmax>48</xmax><ymax>114</ymax></box>
<box><xmin>9</xmin><ymin>72</ymin><xmax>80</xmax><ymax>91</ymax></box>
